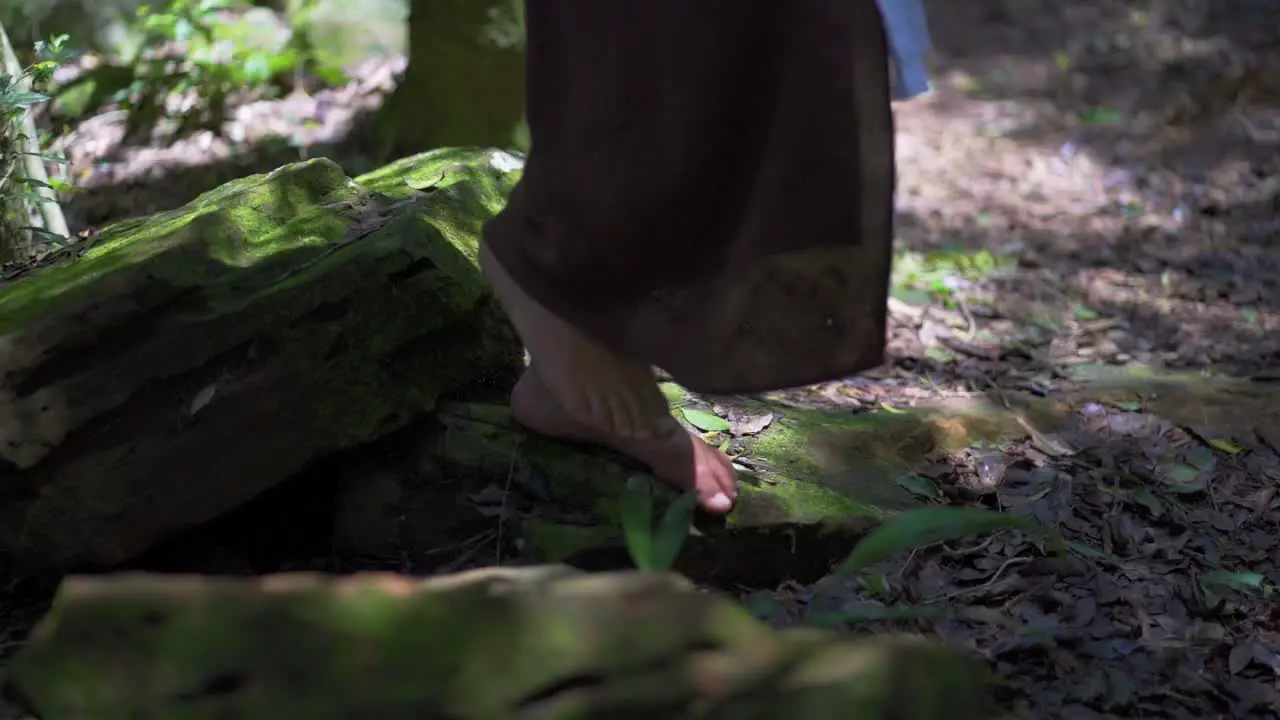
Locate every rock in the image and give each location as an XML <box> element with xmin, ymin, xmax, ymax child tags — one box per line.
<box><xmin>350</xmin><ymin>388</ymin><xmax>1048</xmax><ymax>588</ymax></box>
<box><xmin>4</xmin><ymin>567</ymin><xmax>1000</xmax><ymax>719</ymax></box>
<box><xmin>0</xmin><ymin>147</ymin><xmax>525</xmax><ymax>572</ymax></box>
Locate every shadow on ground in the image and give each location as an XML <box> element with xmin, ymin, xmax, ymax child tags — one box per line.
<box><xmin>882</xmin><ymin>0</ymin><xmax>1279</xmax><ymax>379</ymax></box>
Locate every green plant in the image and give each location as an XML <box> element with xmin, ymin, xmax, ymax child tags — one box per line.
<box><xmin>51</xmin><ymin>0</ymin><xmax>339</xmax><ymax>138</ymax></box>
<box><xmin>891</xmin><ymin>247</ymin><xmax>1013</xmax><ymax>305</ymax></box>
<box><xmin>618</xmin><ymin>475</ymin><xmax>699</xmax><ymax>573</ymax></box>
<box><xmin>835</xmin><ymin>506</ymin><xmax>1067</xmax><ymax>580</ymax></box>
<box><xmin>0</xmin><ymin>29</ymin><xmax>71</xmax><ymax>262</ymax></box>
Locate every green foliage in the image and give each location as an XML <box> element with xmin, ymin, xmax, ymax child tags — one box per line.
<box><xmin>0</xmin><ymin>33</ymin><xmax>72</xmax><ymax>259</ymax></box>
<box><xmin>619</xmin><ymin>475</ymin><xmax>698</xmax><ymax>572</ymax></box>
<box><xmin>891</xmin><ymin>247</ymin><xmax>1013</xmax><ymax>304</ymax></box>
<box><xmin>836</xmin><ymin>506</ymin><xmax>1067</xmax><ymax>578</ymax></box>
<box><xmin>680</xmin><ymin>408</ymin><xmax>732</xmax><ymax>433</ymax></box>
<box><xmin>49</xmin><ymin>0</ymin><xmax>341</xmax><ymax>138</ymax></box>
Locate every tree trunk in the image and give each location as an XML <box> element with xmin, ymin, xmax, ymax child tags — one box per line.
<box><xmin>378</xmin><ymin>0</ymin><xmax>526</xmax><ymax>160</ymax></box>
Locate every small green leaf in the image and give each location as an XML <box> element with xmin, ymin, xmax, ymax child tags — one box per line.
<box><xmin>1067</xmin><ymin>540</ymin><xmax>1111</xmax><ymax>562</ymax></box>
<box><xmin>891</xmin><ymin>286</ymin><xmax>932</xmax><ymax>306</ymax></box>
<box><xmin>1201</xmin><ymin>570</ymin><xmax>1268</xmax><ymax>593</ymax></box>
<box><xmin>1130</xmin><ymin>487</ymin><xmax>1164</xmax><ymax>518</ymax></box>
<box><xmin>4</xmin><ymin>91</ymin><xmax>49</xmax><ymax>107</ymax></box>
<box><xmin>619</xmin><ymin>475</ymin><xmax>656</xmax><ymax>570</ymax></box>
<box><xmin>1156</xmin><ymin>458</ymin><xmax>1205</xmax><ymax>493</ymax></box>
<box><xmin>1079</xmin><ymin>106</ymin><xmax>1124</xmax><ymax>126</ymax></box>
<box><xmin>1158</xmin><ymin>459</ymin><xmax>1202</xmax><ymax>486</ymax></box>
<box><xmin>1073</xmin><ymin>304</ymin><xmax>1100</xmax><ymax>321</ymax></box>
<box><xmin>836</xmin><ymin>507</ymin><xmax>1063</xmax><ymax>576</ymax></box>
<box><xmin>648</xmin><ymin>491</ymin><xmax>698</xmax><ymax>571</ymax></box>
<box><xmin>620</xmin><ymin>476</ymin><xmax>695</xmax><ymax>572</ymax></box>
<box><xmin>1184</xmin><ymin>446</ymin><xmax>1217</xmax><ymax>471</ymax></box>
<box><xmin>895</xmin><ymin>473</ymin><xmax>941</xmax><ymax>500</ymax></box>
<box><xmin>1208</xmin><ymin>437</ymin><xmax>1245</xmax><ymax>455</ymax></box>
<box><xmin>681</xmin><ymin>408</ymin><xmax>731</xmax><ymax>433</ymax></box>
<box><xmin>924</xmin><ymin>346</ymin><xmax>955</xmax><ymax>363</ymax></box>
<box><xmin>19</xmin><ymin>192</ymin><xmax>60</xmax><ymax>204</ymax></box>
<box><xmin>14</xmin><ymin>151</ymin><xmax>67</xmax><ymax>163</ymax></box>
<box><xmin>861</xmin><ymin>573</ymin><xmax>891</xmax><ymax>598</ymax></box>
<box><xmin>18</xmin><ymin>177</ymin><xmax>55</xmax><ymax>190</ymax></box>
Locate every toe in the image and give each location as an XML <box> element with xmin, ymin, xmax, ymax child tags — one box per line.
<box><xmin>716</xmin><ymin>460</ymin><xmax>739</xmax><ymax>501</ymax></box>
<box><xmin>702</xmin><ymin>490</ymin><xmax>735</xmax><ymax>514</ymax></box>
<box><xmin>692</xmin><ymin>440</ymin><xmax>738</xmax><ymax>515</ymax></box>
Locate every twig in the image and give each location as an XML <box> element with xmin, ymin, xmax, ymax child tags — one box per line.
<box><xmin>1232</xmin><ymin>87</ymin><xmax>1280</xmax><ymax>145</ymax></box>
<box><xmin>955</xmin><ymin>299</ymin><xmax>977</xmax><ymax>340</ymax></box>
<box><xmin>494</xmin><ymin>437</ymin><xmax>522</xmax><ymax>565</ymax></box>
<box><xmin>926</xmin><ymin>556</ymin><xmax>1031</xmax><ymax>604</ymax></box>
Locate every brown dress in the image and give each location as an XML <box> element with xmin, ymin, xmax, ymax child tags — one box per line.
<box><xmin>483</xmin><ymin>0</ymin><xmax>896</xmax><ymax>395</ymax></box>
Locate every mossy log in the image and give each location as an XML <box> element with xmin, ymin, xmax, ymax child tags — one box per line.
<box><xmin>1</xmin><ymin>141</ymin><xmax>1145</xmax><ymax>580</ymax></box>
<box><xmin>336</xmin><ymin>387</ymin><xmax>1046</xmax><ymax>588</ymax></box>
<box><xmin>4</xmin><ymin>567</ymin><xmax>1000</xmax><ymax>719</ymax></box>
<box><xmin>0</xmin><ymin>148</ymin><xmax>526</xmax><ymax>572</ymax></box>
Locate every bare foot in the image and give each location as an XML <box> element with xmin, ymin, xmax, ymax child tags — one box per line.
<box><xmin>479</xmin><ymin>241</ymin><xmax>669</xmax><ymax>440</ymax></box>
<box><xmin>510</xmin><ymin>369</ymin><xmax>738</xmax><ymax>515</ymax></box>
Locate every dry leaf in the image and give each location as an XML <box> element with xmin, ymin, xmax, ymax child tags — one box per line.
<box><xmin>189</xmin><ymin>383</ymin><xmax>217</xmax><ymax>417</ymax></box>
<box><xmin>730</xmin><ymin>413</ymin><xmax>774</xmax><ymax>437</ymax></box>
<box><xmin>1229</xmin><ymin>640</ymin><xmax>1255</xmax><ymax>675</ymax></box>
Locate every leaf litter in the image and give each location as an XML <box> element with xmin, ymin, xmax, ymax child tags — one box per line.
<box><xmin>0</xmin><ymin>0</ymin><xmax>1275</xmax><ymax>717</ymax></box>
<box><xmin>741</xmin><ymin>1</ymin><xmax>1280</xmax><ymax>716</ymax></box>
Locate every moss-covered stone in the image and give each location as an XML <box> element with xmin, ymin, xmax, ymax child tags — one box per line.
<box><xmin>4</xmin><ymin>568</ymin><xmax>1000</xmax><ymax>719</ymax></box>
<box><xmin>0</xmin><ymin>147</ymin><xmax>523</xmax><ymax>571</ymax></box>
<box><xmin>424</xmin><ymin>388</ymin><xmax>1052</xmax><ymax>587</ymax></box>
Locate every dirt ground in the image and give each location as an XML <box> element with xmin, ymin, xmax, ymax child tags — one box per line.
<box><xmin>3</xmin><ymin>0</ymin><xmax>1279</xmax><ymax>717</ymax></box>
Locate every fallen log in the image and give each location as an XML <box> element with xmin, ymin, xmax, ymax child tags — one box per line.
<box><xmin>332</xmin><ymin>388</ymin><xmax>1049</xmax><ymax>587</ymax></box>
<box><xmin>4</xmin><ymin>567</ymin><xmax>1001</xmax><ymax>719</ymax></box>
<box><xmin>0</xmin><ymin>148</ymin><xmax>526</xmax><ymax>572</ymax></box>
<box><xmin>0</xmin><ymin>143</ymin><xmax>1071</xmax><ymax>578</ymax></box>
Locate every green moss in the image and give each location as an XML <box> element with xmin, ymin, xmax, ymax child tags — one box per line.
<box><xmin>658</xmin><ymin>381</ymin><xmax>690</xmax><ymax>406</ymax></box>
<box><xmin>0</xmin><ymin>158</ymin><xmax>355</xmax><ymax>335</ymax></box>
<box><xmin>731</xmin><ymin>473</ymin><xmax>885</xmax><ymax>528</ymax></box>
<box><xmin>1</xmin><ymin>149</ymin><xmax>524</xmax><ymax>452</ymax></box>
<box><xmin>282</xmin><ymin>151</ymin><xmax>524</xmax><ymax>442</ymax></box>
<box><xmin>353</xmin><ymin>146</ymin><xmax>523</xmax><ymax>202</ymax></box>
<box><xmin>270</xmin><ymin>210</ymin><xmax>507</xmax><ymax>444</ymax></box>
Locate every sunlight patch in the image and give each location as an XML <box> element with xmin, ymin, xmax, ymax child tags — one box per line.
<box><xmin>489</xmin><ymin>150</ymin><xmax>524</xmax><ymax>173</ymax></box>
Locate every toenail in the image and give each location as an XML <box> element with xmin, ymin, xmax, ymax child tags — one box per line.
<box><xmin>707</xmin><ymin>492</ymin><xmax>733</xmax><ymax>511</ymax></box>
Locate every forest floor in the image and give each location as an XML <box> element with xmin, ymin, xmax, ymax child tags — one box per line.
<box><xmin>3</xmin><ymin>0</ymin><xmax>1280</xmax><ymax>717</ymax></box>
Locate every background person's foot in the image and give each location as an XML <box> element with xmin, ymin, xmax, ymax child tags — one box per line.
<box><xmin>510</xmin><ymin>368</ymin><xmax>738</xmax><ymax>515</ymax></box>
<box><xmin>480</xmin><ymin>242</ymin><xmax>670</xmax><ymax>440</ymax></box>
